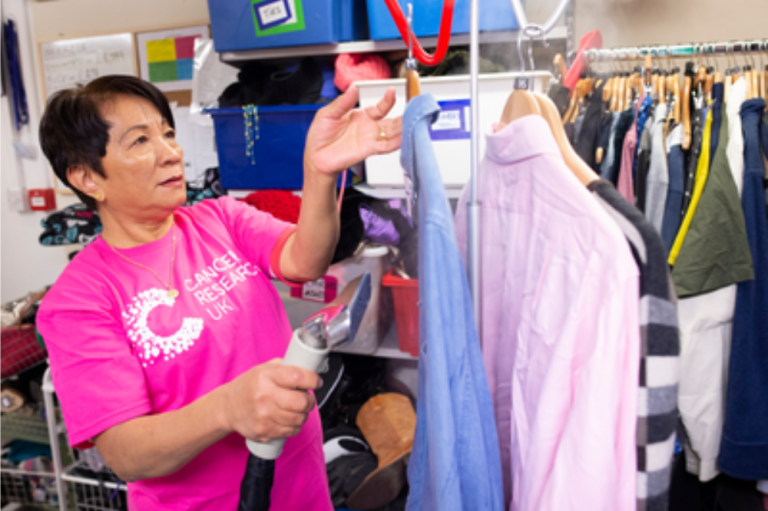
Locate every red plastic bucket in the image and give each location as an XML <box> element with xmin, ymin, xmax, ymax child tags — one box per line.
<box><xmin>382</xmin><ymin>270</ymin><xmax>419</xmax><ymax>356</ymax></box>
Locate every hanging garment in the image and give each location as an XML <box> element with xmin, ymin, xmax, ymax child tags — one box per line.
<box><xmin>604</xmin><ymin>108</ymin><xmax>635</xmax><ymax>185</ymax></box>
<box><xmin>708</xmin><ymin>84</ymin><xmax>724</xmax><ymax>172</ymax></box>
<box><xmin>595</xmin><ymin>109</ymin><xmax>614</xmax><ymax>172</ymax></box>
<box><xmin>588</xmin><ymin>179</ymin><xmax>679</xmax><ymax>511</ymax></box>
<box><xmin>574</xmin><ymin>81</ymin><xmax>606</xmax><ymax>170</ymax></box>
<box><xmin>617</xmin><ymin>101</ymin><xmax>642</xmax><ymax>203</ymax></box>
<box><xmin>719</xmin><ymin>98</ymin><xmax>768</xmax><ymax>480</ymax></box>
<box><xmin>673</xmin><ymin>107</ymin><xmax>754</xmax><ymax>484</ymax></box>
<box><xmin>634</xmin><ymin>95</ymin><xmax>655</xmax><ymax>178</ymax></box>
<box><xmin>402</xmin><ymin>93</ymin><xmax>504</xmax><ymax>511</ymax></box>
<box><xmin>669</xmin><ymin>110</ymin><xmax>714</xmax><ymax>266</ymax></box>
<box><xmin>726</xmin><ymin>78</ymin><xmax>748</xmax><ymax>195</ymax></box>
<box><xmin>39</xmin><ymin>203</ymin><xmax>102</xmax><ymax>246</ymax></box>
<box><xmin>635</xmin><ymin>109</ymin><xmax>655</xmax><ymax>212</ymax></box>
<box><xmin>455</xmin><ymin>116</ymin><xmax>639</xmax><ymax>511</ymax></box>
<box><xmin>671</xmin><ymin>107</ymin><xmax>753</xmax><ymax>298</ymax></box>
<box><xmin>681</xmin><ymin>109</ymin><xmax>705</xmax><ymax>219</ymax></box>
<box><xmin>645</xmin><ymin>103</ymin><xmax>670</xmax><ymax>232</ymax></box>
<box><xmin>661</xmin><ymin>125</ymin><xmax>685</xmax><ymax>252</ymax></box>
<box><xmin>547</xmin><ymin>82</ymin><xmax>571</xmax><ymax>119</ymax></box>
<box><xmin>2</xmin><ymin>20</ymin><xmax>29</xmax><ymax>131</ymax></box>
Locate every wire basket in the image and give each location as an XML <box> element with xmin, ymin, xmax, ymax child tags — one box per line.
<box><xmin>0</xmin><ymin>466</ymin><xmax>60</xmax><ymax>509</ymax></box>
<box><xmin>62</xmin><ymin>460</ymin><xmax>127</xmax><ymax>511</ymax></box>
<box><xmin>1</xmin><ymin>324</ymin><xmax>46</xmax><ymax>378</ymax></box>
<box><xmin>1</xmin><ymin>410</ymin><xmax>51</xmax><ymax>445</ymax></box>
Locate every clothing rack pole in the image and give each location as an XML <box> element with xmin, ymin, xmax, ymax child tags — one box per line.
<box><xmin>467</xmin><ymin>0</ymin><xmax>482</xmax><ymax>327</ymax></box>
<box><xmin>583</xmin><ymin>39</ymin><xmax>768</xmax><ymax>63</ymax></box>
<box><xmin>466</xmin><ymin>0</ymin><xmax>572</xmax><ymax>330</ymax></box>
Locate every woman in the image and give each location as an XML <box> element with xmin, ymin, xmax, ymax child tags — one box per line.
<box><xmin>36</xmin><ymin>75</ymin><xmax>401</xmax><ymax>510</ymax></box>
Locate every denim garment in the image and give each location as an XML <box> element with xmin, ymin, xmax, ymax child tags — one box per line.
<box><xmin>661</xmin><ymin>125</ymin><xmax>685</xmax><ymax>253</ymax></box>
<box><xmin>605</xmin><ymin>109</ymin><xmax>635</xmax><ymax>185</ymax></box>
<box><xmin>599</xmin><ymin>112</ymin><xmax>621</xmax><ymax>179</ymax></box>
<box><xmin>719</xmin><ymin>98</ymin><xmax>768</xmax><ymax>480</ymax></box>
<box><xmin>401</xmin><ymin>93</ymin><xmax>504</xmax><ymax>511</ymax></box>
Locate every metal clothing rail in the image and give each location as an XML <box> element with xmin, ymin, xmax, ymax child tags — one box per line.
<box><xmin>466</xmin><ymin>0</ymin><xmax>571</xmax><ymax>330</ymax></box>
<box><xmin>583</xmin><ymin>39</ymin><xmax>768</xmax><ymax>63</ymax></box>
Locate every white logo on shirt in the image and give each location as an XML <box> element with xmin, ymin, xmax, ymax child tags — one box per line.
<box><xmin>123</xmin><ymin>288</ymin><xmax>204</xmax><ymax>367</ymax></box>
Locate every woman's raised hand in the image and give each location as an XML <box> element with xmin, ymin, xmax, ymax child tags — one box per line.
<box><xmin>303</xmin><ymin>86</ymin><xmax>403</xmax><ymax>180</ymax></box>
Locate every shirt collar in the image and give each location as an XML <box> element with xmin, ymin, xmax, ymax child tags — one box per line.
<box><xmin>484</xmin><ymin>114</ymin><xmax>562</xmax><ymax>165</ymax></box>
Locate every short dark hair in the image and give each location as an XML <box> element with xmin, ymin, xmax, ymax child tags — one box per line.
<box><xmin>39</xmin><ymin>75</ymin><xmax>175</xmax><ymax>210</ymax></box>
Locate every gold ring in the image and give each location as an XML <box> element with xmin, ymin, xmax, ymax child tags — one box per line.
<box><xmin>378</xmin><ymin>125</ymin><xmax>387</xmax><ymax>141</ymax></box>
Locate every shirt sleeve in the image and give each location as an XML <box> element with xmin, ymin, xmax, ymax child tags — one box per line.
<box><xmin>37</xmin><ymin>279</ymin><xmax>152</xmax><ymax>449</ymax></box>
<box><xmin>211</xmin><ymin>196</ymin><xmax>302</xmax><ymax>284</ymax></box>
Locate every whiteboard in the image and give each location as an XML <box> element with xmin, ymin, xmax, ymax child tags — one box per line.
<box><xmin>40</xmin><ymin>33</ymin><xmax>135</xmax><ymax>99</ymax></box>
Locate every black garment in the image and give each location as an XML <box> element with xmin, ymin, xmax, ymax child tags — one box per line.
<box><xmin>574</xmin><ymin>81</ymin><xmax>606</xmax><ymax>170</ymax></box>
<box><xmin>669</xmin><ymin>451</ymin><xmax>764</xmax><ymax>511</ymax></box>
<box><xmin>39</xmin><ymin>203</ymin><xmax>102</xmax><ymax>246</ymax></box>
<box><xmin>418</xmin><ymin>49</ymin><xmax>506</xmax><ymax>77</ymax></box>
<box><xmin>680</xmin><ymin>108</ymin><xmax>704</xmax><ymax>219</ymax></box>
<box><xmin>219</xmin><ymin>58</ymin><xmax>323</xmax><ymax>107</ymax></box>
<box><xmin>548</xmin><ymin>82</ymin><xmax>571</xmax><ymax>119</ymax></box>
<box><xmin>607</xmin><ymin>108</ymin><xmax>636</xmax><ymax>185</ymax></box>
<box><xmin>635</xmin><ymin>109</ymin><xmax>654</xmax><ymax>212</ymax></box>
<box><xmin>185</xmin><ymin>167</ymin><xmax>226</xmax><ymax>206</ymax></box>
<box><xmin>595</xmin><ymin>109</ymin><xmax>613</xmax><ymax>170</ymax></box>
<box><xmin>709</xmin><ymin>83</ymin><xmax>724</xmax><ymax>171</ymax></box>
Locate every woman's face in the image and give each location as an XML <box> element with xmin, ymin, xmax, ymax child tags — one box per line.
<box><xmin>95</xmin><ymin>94</ymin><xmax>186</xmax><ymax>219</ymax></box>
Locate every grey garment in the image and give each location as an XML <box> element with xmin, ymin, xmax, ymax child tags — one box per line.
<box><xmin>599</xmin><ymin>112</ymin><xmax>621</xmax><ymax>178</ymax></box>
<box><xmin>636</xmin><ymin>115</ymin><xmax>654</xmax><ymax>212</ymax></box>
<box><xmin>645</xmin><ymin>103</ymin><xmax>670</xmax><ymax>233</ymax></box>
<box><xmin>588</xmin><ymin>179</ymin><xmax>680</xmax><ymax>511</ymax></box>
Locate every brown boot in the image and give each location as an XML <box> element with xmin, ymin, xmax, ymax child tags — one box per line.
<box><xmin>345</xmin><ymin>393</ymin><xmax>416</xmax><ymax>510</ymax></box>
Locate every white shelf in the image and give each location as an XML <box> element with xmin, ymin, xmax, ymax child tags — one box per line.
<box><xmin>220</xmin><ymin>27</ymin><xmax>567</xmax><ymax>62</ymax></box>
<box><xmin>354</xmin><ymin>183</ymin><xmax>464</xmax><ymax>200</ymax></box>
<box><xmin>336</xmin><ymin>323</ymin><xmax>418</xmax><ymax>361</ymax></box>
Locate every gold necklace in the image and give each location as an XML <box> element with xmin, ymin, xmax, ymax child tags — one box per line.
<box><xmin>108</xmin><ymin>223</ymin><xmax>179</xmax><ymax>298</ymax></box>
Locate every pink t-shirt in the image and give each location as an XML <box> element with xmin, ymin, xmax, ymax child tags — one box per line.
<box><xmin>37</xmin><ymin>196</ymin><xmax>332</xmax><ymax>511</ymax></box>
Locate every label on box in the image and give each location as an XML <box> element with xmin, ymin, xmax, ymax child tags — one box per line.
<box><xmin>251</xmin><ymin>0</ymin><xmax>305</xmax><ymax>36</ymax></box>
<box><xmin>429</xmin><ymin>99</ymin><xmax>471</xmax><ymax>141</ymax></box>
<box><xmin>290</xmin><ymin>275</ymin><xmax>338</xmax><ymax>303</ymax></box>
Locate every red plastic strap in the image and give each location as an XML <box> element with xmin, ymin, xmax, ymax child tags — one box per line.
<box><xmin>383</xmin><ymin>0</ymin><xmax>455</xmax><ymax>67</ymax></box>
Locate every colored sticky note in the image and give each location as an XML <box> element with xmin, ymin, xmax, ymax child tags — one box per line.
<box><xmin>149</xmin><ymin>61</ymin><xmax>178</xmax><ymax>83</ymax></box>
<box><xmin>146</xmin><ymin>39</ymin><xmax>176</xmax><ymax>64</ymax></box>
<box><xmin>174</xmin><ymin>36</ymin><xmax>198</xmax><ymax>60</ymax></box>
<box><xmin>176</xmin><ymin>59</ymin><xmax>194</xmax><ymax>81</ymax></box>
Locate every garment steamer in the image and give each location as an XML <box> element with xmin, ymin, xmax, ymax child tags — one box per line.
<box><xmin>238</xmin><ymin>273</ymin><xmax>373</xmax><ymax>511</ymax></box>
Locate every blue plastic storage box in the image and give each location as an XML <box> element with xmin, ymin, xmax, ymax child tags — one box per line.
<box><xmin>366</xmin><ymin>0</ymin><xmax>518</xmax><ymax>40</ymax></box>
<box><xmin>208</xmin><ymin>105</ymin><xmax>323</xmax><ymax>190</ymax></box>
<box><xmin>208</xmin><ymin>0</ymin><xmax>368</xmax><ymax>52</ymax></box>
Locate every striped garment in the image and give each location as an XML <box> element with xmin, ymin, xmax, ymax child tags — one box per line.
<box><xmin>588</xmin><ymin>179</ymin><xmax>680</xmax><ymax>511</ymax></box>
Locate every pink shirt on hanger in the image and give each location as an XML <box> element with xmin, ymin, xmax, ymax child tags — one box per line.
<box><xmin>456</xmin><ymin>115</ymin><xmax>640</xmax><ymax>511</ymax></box>
<box><xmin>617</xmin><ymin>100</ymin><xmax>641</xmax><ymax>203</ymax></box>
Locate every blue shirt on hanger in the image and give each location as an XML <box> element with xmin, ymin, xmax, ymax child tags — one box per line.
<box><xmin>400</xmin><ymin>93</ymin><xmax>504</xmax><ymax>511</ymax></box>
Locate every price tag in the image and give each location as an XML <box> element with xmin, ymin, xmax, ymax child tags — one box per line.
<box><xmin>302</xmin><ymin>279</ymin><xmax>326</xmax><ymax>302</ymax></box>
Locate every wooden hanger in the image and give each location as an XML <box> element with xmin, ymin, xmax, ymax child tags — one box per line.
<box><xmin>670</xmin><ymin>69</ymin><xmax>681</xmax><ymax>125</ymax></box>
<box><xmin>682</xmin><ymin>71</ymin><xmax>692</xmax><ymax>150</ymax></box>
<box><xmin>705</xmin><ymin>69</ymin><xmax>714</xmax><ymax>102</ymax></box>
<box><xmin>745</xmin><ymin>66</ymin><xmax>754</xmax><ymax>99</ymax></box>
<box><xmin>500</xmin><ymin>78</ymin><xmax>542</xmax><ymax>127</ymax></box>
<box><xmin>658</xmin><ymin>71</ymin><xmax>666</xmax><ymax>104</ymax></box>
<box><xmin>532</xmin><ymin>92</ymin><xmax>599</xmax><ymax>186</ymax></box>
<box><xmin>610</xmin><ymin>73</ymin><xmax>622</xmax><ymax>112</ymax></box>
